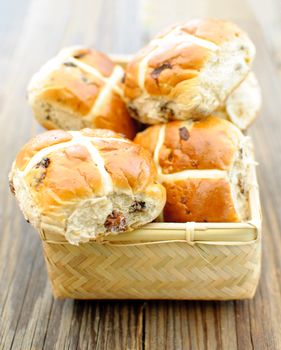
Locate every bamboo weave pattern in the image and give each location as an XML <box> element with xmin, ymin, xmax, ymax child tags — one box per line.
<box><xmin>43</xmin><ymin>239</ymin><xmax>261</xmax><ymax>300</ymax></box>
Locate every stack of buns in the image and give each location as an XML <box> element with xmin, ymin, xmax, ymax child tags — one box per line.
<box><xmin>10</xmin><ymin>18</ymin><xmax>260</xmax><ymax>244</ymax></box>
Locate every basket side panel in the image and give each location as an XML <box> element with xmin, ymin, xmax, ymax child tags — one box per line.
<box><xmin>42</xmin><ymin>240</ymin><xmax>261</xmax><ymax>300</ymax></box>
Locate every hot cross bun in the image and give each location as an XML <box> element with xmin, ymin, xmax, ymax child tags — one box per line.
<box><xmin>134</xmin><ymin>117</ymin><xmax>252</xmax><ymax>222</ymax></box>
<box><xmin>28</xmin><ymin>47</ymin><xmax>136</xmax><ymax>139</ymax></box>
<box><xmin>9</xmin><ymin>129</ymin><xmax>166</xmax><ymax>244</ymax></box>
<box><xmin>125</xmin><ymin>19</ymin><xmax>255</xmax><ymax>125</ymax></box>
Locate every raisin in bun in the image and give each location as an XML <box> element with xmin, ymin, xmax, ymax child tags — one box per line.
<box><xmin>9</xmin><ymin>129</ymin><xmax>166</xmax><ymax>244</ymax></box>
<box><xmin>214</xmin><ymin>72</ymin><xmax>261</xmax><ymax>130</ymax></box>
<box><xmin>134</xmin><ymin>117</ymin><xmax>252</xmax><ymax>223</ymax></box>
<box><xmin>125</xmin><ymin>19</ymin><xmax>255</xmax><ymax>124</ymax></box>
<box><xmin>28</xmin><ymin>46</ymin><xmax>136</xmax><ymax>139</ymax></box>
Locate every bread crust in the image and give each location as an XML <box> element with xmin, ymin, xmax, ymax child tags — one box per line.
<box><xmin>158</xmin><ymin>118</ymin><xmax>240</xmax><ymax>173</ymax></box>
<box><xmin>28</xmin><ymin>47</ymin><xmax>136</xmax><ymax>139</ymax></box>
<box><xmin>134</xmin><ymin>117</ymin><xmax>250</xmax><ymax>223</ymax></box>
<box><xmin>125</xmin><ymin>19</ymin><xmax>255</xmax><ymax>124</ymax></box>
<box><xmin>10</xmin><ymin>129</ymin><xmax>166</xmax><ymax>244</ymax></box>
<box><xmin>163</xmin><ymin>178</ymin><xmax>239</xmax><ymax>222</ymax></box>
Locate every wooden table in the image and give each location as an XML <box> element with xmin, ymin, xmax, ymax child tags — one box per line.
<box><xmin>1</xmin><ymin>0</ymin><xmax>281</xmax><ymax>349</ymax></box>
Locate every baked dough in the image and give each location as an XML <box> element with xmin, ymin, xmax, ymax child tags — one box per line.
<box><xmin>125</xmin><ymin>19</ymin><xmax>255</xmax><ymax>124</ymax></box>
<box><xmin>9</xmin><ymin>129</ymin><xmax>166</xmax><ymax>244</ymax></box>
<box><xmin>28</xmin><ymin>46</ymin><xmax>136</xmax><ymax>139</ymax></box>
<box><xmin>134</xmin><ymin>117</ymin><xmax>253</xmax><ymax>222</ymax></box>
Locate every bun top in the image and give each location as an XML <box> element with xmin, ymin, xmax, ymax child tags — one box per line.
<box><xmin>134</xmin><ymin>117</ymin><xmax>250</xmax><ymax>223</ymax></box>
<box><xmin>124</xmin><ymin>19</ymin><xmax>255</xmax><ymax>124</ymax></box>
<box><xmin>13</xmin><ymin>129</ymin><xmax>159</xmax><ymax>217</ymax></box>
<box><xmin>126</xmin><ymin>19</ymin><xmax>255</xmax><ymax>99</ymax></box>
<box><xmin>134</xmin><ymin>117</ymin><xmax>243</xmax><ymax>175</ymax></box>
<box><xmin>29</xmin><ymin>47</ymin><xmax>116</xmax><ymax>114</ymax></box>
<box><xmin>28</xmin><ymin>47</ymin><xmax>136</xmax><ymax>138</ymax></box>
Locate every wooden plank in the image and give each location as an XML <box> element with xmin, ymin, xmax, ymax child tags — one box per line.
<box><xmin>1</xmin><ymin>0</ymin><xmax>281</xmax><ymax>349</ymax></box>
<box><xmin>248</xmin><ymin>0</ymin><xmax>281</xmax><ymax>75</ymax></box>
<box><xmin>246</xmin><ymin>25</ymin><xmax>281</xmax><ymax>347</ymax></box>
<box><xmin>144</xmin><ymin>301</ymin><xmax>240</xmax><ymax>349</ymax></box>
<box><xmin>0</xmin><ymin>0</ymin><xmax>75</xmax><ymax>349</ymax></box>
<box><xmin>0</xmin><ymin>0</ymin><xmax>34</xmax><ymax>86</ymax></box>
<box><xmin>139</xmin><ymin>0</ymin><xmax>256</xmax><ymax>40</ymax></box>
<box><xmin>42</xmin><ymin>300</ymin><xmax>144</xmax><ymax>350</ymax></box>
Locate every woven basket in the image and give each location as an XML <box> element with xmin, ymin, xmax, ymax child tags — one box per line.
<box><xmin>38</xmin><ymin>55</ymin><xmax>262</xmax><ymax>300</ymax></box>
<box><xmin>40</xmin><ymin>139</ymin><xmax>261</xmax><ymax>301</ymax></box>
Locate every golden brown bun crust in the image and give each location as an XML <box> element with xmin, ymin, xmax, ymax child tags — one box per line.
<box><xmin>159</xmin><ymin>118</ymin><xmax>239</xmax><ymax>173</ymax></box>
<box><xmin>24</xmin><ymin>143</ymin><xmax>104</xmax><ymax>212</ymax></box>
<box><xmin>79</xmin><ymin>128</ymin><xmax>123</xmax><ymax>138</ymax></box>
<box><xmin>17</xmin><ymin>129</ymin><xmax>157</xmax><ymax>203</ymax></box>
<box><xmin>92</xmin><ymin>138</ymin><xmax>158</xmax><ymax>193</ymax></box>
<box><xmin>16</xmin><ymin>130</ymin><xmax>72</xmax><ymax>171</ymax></box>
<box><xmin>126</xmin><ymin>19</ymin><xmax>251</xmax><ymax>98</ymax></box>
<box><xmin>135</xmin><ymin>117</ymin><xmax>240</xmax><ymax>173</ymax></box>
<box><xmin>28</xmin><ymin>47</ymin><xmax>136</xmax><ymax>139</ymax></box>
<box><xmin>93</xmin><ymin>91</ymin><xmax>136</xmax><ymax>139</ymax></box>
<box><xmin>37</xmin><ymin>48</ymin><xmax>113</xmax><ymax>115</ymax></box>
<box><xmin>125</xmin><ymin>19</ymin><xmax>255</xmax><ymax>124</ymax></box>
<box><xmin>133</xmin><ymin>124</ymin><xmax>160</xmax><ymax>155</ymax></box>
<box><xmin>11</xmin><ymin>128</ymin><xmax>166</xmax><ymax>243</ymax></box>
<box><xmin>38</xmin><ymin>66</ymin><xmax>104</xmax><ymax>115</ymax></box>
<box><xmin>163</xmin><ymin>178</ymin><xmax>239</xmax><ymax>222</ymax></box>
<box><xmin>134</xmin><ymin>117</ymin><xmax>245</xmax><ymax>223</ymax></box>
<box><xmin>72</xmin><ymin>48</ymin><xmax>114</xmax><ymax>77</ymax></box>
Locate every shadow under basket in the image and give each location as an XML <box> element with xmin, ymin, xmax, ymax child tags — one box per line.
<box><xmin>39</xmin><ymin>54</ymin><xmax>262</xmax><ymax>300</ymax></box>
<box><xmin>39</xmin><ymin>150</ymin><xmax>262</xmax><ymax>301</ymax></box>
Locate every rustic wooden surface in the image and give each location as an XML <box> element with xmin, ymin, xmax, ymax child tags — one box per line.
<box><xmin>1</xmin><ymin>0</ymin><xmax>281</xmax><ymax>349</ymax></box>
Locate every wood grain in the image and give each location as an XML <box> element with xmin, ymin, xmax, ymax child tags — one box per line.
<box><xmin>0</xmin><ymin>0</ymin><xmax>281</xmax><ymax>349</ymax></box>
